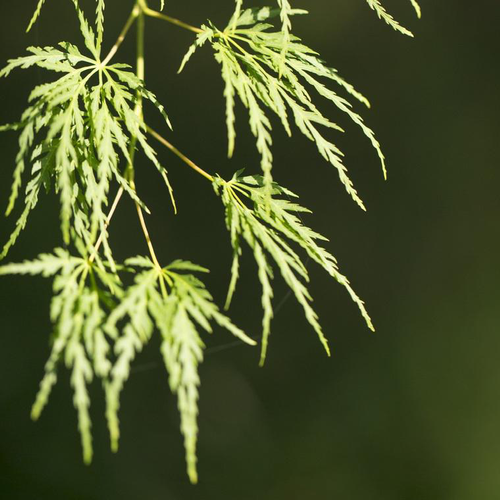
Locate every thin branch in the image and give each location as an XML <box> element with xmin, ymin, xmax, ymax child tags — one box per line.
<box><xmin>146</xmin><ymin>125</ymin><xmax>214</xmax><ymax>182</ymax></box>
<box><xmin>143</xmin><ymin>7</ymin><xmax>203</xmax><ymax>34</ymax></box>
<box><xmin>134</xmin><ymin>202</ymin><xmax>161</xmax><ymax>270</ymax></box>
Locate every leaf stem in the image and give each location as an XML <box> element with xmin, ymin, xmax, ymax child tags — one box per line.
<box><xmin>134</xmin><ymin>202</ymin><xmax>162</xmax><ymax>272</ymax></box>
<box><xmin>142</xmin><ymin>6</ymin><xmax>203</xmax><ymax>34</ymax></box>
<box><xmin>146</xmin><ymin>125</ymin><xmax>214</xmax><ymax>182</ymax></box>
<box><xmin>135</xmin><ymin>4</ymin><xmax>146</xmax><ymax>92</ymax></box>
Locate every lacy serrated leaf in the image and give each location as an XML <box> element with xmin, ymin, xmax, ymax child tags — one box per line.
<box><xmin>214</xmin><ymin>173</ymin><xmax>374</xmax><ymax>365</ymax></box>
<box><xmin>275</xmin><ymin>0</ymin><xmax>308</xmax><ymax>74</ymax></box>
<box><xmin>1</xmin><ymin>154</ymin><xmax>52</xmax><ymax>260</ymax></box>
<box><xmin>410</xmin><ymin>0</ymin><xmax>422</xmax><ymax>18</ymax></box>
<box><xmin>70</xmin><ymin>0</ymin><xmax>99</xmax><ymax>59</ymax></box>
<box><xmin>0</xmin><ymin>248</ymin><xmax>119</xmax><ymax>463</ymax></box>
<box><xmin>366</xmin><ymin>0</ymin><xmax>421</xmax><ymax>36</ymax></box>
<box><xmin>27</xmin><ymin>0</ymin><xmax>48</xmax><ymax>33</ymax></box>
<box><xmin>0</xmin><ymin>38</ymin><xmax>175</xmax><ymax>261</ymax></box>
<box><xmin>160</xmin><ymin>300</ymin><xmax>201</xmax><ymax>483</ymax></box>
<box><xmin>104</xmin><ymin>67</ymin><xmax>176</xmax><ymax>210</ymax></box>
<box><xmin>178</xmin><ymin>26</ymin><xmax>215</xmax><ymax>74</ymax></box>
<box><xmin>0</xmin><ymin>247</ymin><xmax>78</xmax><ymax>277</ymax></box>
<box><xmin>163</xmin><ymin>263</ymin><xmax>255</xmax><ymax>483</ymax></box>
<box><xmin>95</xmin><ymin>0</ymin><xmax>106</xmax><ymax>52</ymax></box>
<box><xmin>167</xmin><ymin>260</ymin><xmax>210</xmax><ymax>274</ymax></box>
<box><xmin>105</xmin><ymin>322</ymin><xmax>146</xmax><ymax>452</ymax></box>
<box><xmin>188</xmin><ymin>8</ymin><xmax>384</xmax><ymax>210</ymax></box>
<box><xmin>231</xmin><ymin>0</ymin><xmax>244</xmax><ymax>32</ymax></box>
<box><xmin>105</xmin><ymin>258</ymin><xmax>254</xmax><ymax>483</ymax></box>
<box><xmin>0</xmin><ymin>0</ymin><xmax>418</xmax><ymax>487</ymax></box>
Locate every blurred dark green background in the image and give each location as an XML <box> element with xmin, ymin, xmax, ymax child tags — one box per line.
<box><xmin>1</xmin><ymin>0</ymin><xmax>500</xmax><ymax>498</ymax></box>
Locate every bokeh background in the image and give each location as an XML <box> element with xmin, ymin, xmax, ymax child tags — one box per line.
<box><xmin>1</xmin><ymin>0</ymin><xmax>499</xmax><ymax>498</ymax></box>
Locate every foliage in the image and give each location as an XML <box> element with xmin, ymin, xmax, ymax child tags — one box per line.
<box><xmin>104</xmin><ymin>256</ymin><xmax>254</xmax><ymax>483</ymax></box>
<box><xmin>180</xmin><ymin>6</ymin><xmax>384</xmax><ymax>209</ymax></box>
<box><xmin>0</xmin><ymin>249</ymin><xmax>254</xmax><ymax>483</ymax></box>
<box><xmin>0</xmin><ymin>0</ymin><xmax>419</xmax><ymax>484</ymax></box>
<box><xmin>0</xmin><ymin>248</ymin><xmax>118</xmax><ymax>464</ymax></box>
<box><xmin>214</xmin><ymin>172</ymin><xmax>374</xmax><ymax>365</ymax></box>
<box><xmin>0</xmin><ymin>9</ymin><xmax>174</xmax><ymax>263</ymax></box>
<box><xmin>366</xmin><ymin>0</ymin><xmax>421</xmax><ymax>37</ymax></box>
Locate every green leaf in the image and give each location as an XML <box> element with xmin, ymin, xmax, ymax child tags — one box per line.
<box><xmin>1</xmin><ymin>156</ymin><xmax>52</xmax><ymax>260</ymax></box>
<box><xmin>70</xmin><ymin>0</ymin><xmax>100</xmax><ymax>58</ymax></box>
<box><xmin>27</xmin><ymin>0</ymin><xmax>48</xmax><ymax>33</ymax></box>
<box><xmin>95</xmin><ymin>0</ymin><xmax>106</xmax><ymax>52</ymax></box>
<box><xmin>197</xmin><ymin>9</ymin><xmax>388</xmax><ymax>209</ymax></box>
<box><xmin>410</xmin><ymin>0</ymin><xmax>422</xmax><ymax>18</ymax></box>
<box><xmin>3</xmin><ymin>249</ymin><xmax>118</xmax><ymax>464</ymax></box>
<box><xmin>0</xmin><ymin>0</ymin><xmax>417</xmax><ymax>485</ymax></box>
<box><xmin>0</xmin><ymin>248</ymin><xmax>79</xmax><ymax>277</ymax></box>
<box><xmin>214</xmin><ymin>174</ymin><xmax>374</xmax><ymax>365</ymax></box>
<box><xmin>105</xmin><ymin>259</ymin><xmax>254</xmax><ymax>482</ymax></box>
<box><xmin>365</xmin><ymin>0</ymin><xmax>421</xmax><ymax>36</ymax></box>
<box><xmin>178</xmin><ymin>26</ymin><xmax>214</xmax><ymax>74</ymax></box>
<box><xmin>230</xmin><ymin>0</ymin><xmax>244</xmax><ymax>32</ymax></box>
<box><xmin>0</xmin><ymin>38</ymin><xmax>177</xmax><ymax>260</ymax></box>
<box><xmin>167</xmin><ymin>260</ymin><xmax>210</xmax><ymax>273</ymax></box>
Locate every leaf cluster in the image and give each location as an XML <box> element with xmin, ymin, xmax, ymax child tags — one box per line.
<box><xmin>0</xmin><ymin>0</ymin><xmax>421</xmax><ymax>485</ymax></box>
<box><xmin>181</xmin><ymin>5</ymin><xmax>385</xmax><ymax>210</ymax></box>
<box><xmin>105</xmin><ymin>256</ymin><xmax>254</xmax><ymax>483</ymax></box>
<box><xmin>214</xmin><ymin>172</ymin><xmax>374</xmax><ymax>365</ymax></box>
<box><xmin>0</xmin><ymin>249</ymin><xmax>117</xmax><ymax>464</ymax></box>
<box><xmin>1</xmin><ymin>3</ymin><xmax>174</xmax><ymax>264</ymax></box>
<box><xmin>0</xmin><ymin>249</ymin><xmax>254</xmax><ymax>483</ymax></box>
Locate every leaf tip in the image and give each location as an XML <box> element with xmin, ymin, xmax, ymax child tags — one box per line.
<box><xmin>188</xmin><ymin>468</ymin><xmax>199</xmax><ymax>485</ymax></box>
<box><xmin>83</xmin><ymin>450</ymin><xmax>93</xmax><ymax>465</ymax></box>
<box><xmin>324</xmin><ymin>342</ymin><xmax>331</xmax><ymax>357</ymax></box>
